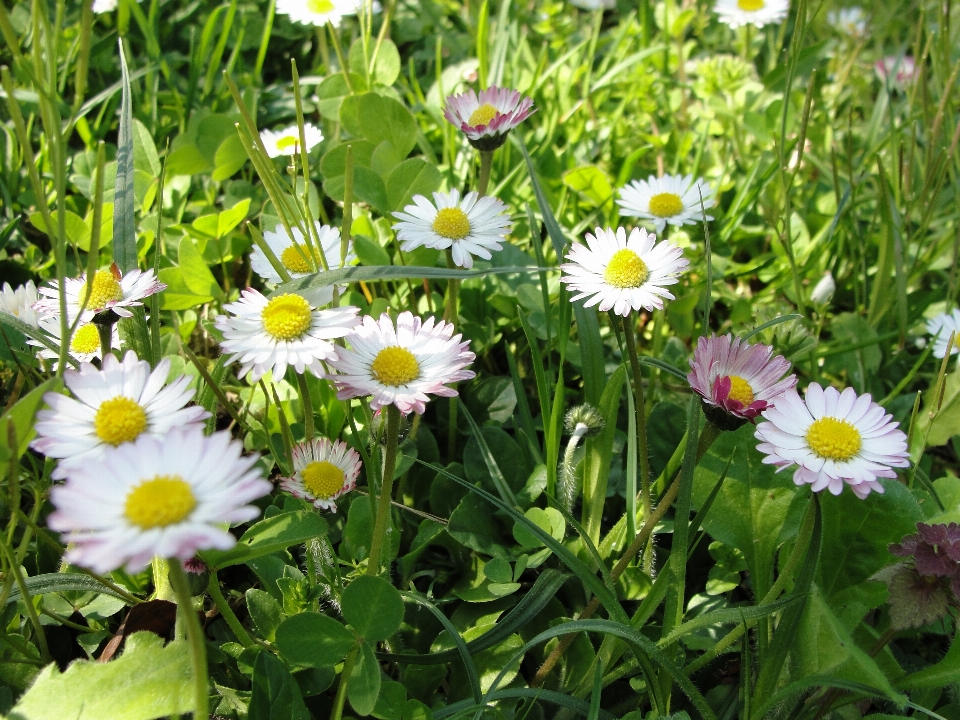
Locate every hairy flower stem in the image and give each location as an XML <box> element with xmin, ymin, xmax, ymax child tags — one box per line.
<box><xmin>367</xmin><ymin>405</ymin><xmax>401</xmax><ymax>576</ymax></box>
<box><xmin>296</xmin><ymin>373</ymin><xmax>315</xmax><ymax>442</ymax></box>
<box><xmin>331</xmin><ymin>645</ymin><xmax>359</xmax><ymax>720</ymax></box>
<box><xmin>207</xmin><ymin>572</ymin><xmax>254</xmax><ymax>648</ymax></box>
<box><xmin>476</xmin><ymin>150</ymin><xmax>494</xmax><ymax>197</ymax></box>
<box><xmin>169</xmin><ymin>561</ymin><xmax>209</xmax><ymax>720</ymax></box>
<box><xmin>152</xmin><ymin>557</ymin><xmax>176</xmax><ymax>601</ymax></box>
<box><xmin>622</xmin><ymin>314</ymin><xmax>652</xmax><ymax>562</ymax></box>
<box><xmin>96</xmin><ymin>320</ymin><xmax>113</xmax><ymax>361</ymax></box>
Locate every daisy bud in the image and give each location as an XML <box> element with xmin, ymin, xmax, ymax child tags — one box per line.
<box><xmin>810</xmin><ymin>272</ymin><xmax>836</xmax><ymax>305</ymax></box>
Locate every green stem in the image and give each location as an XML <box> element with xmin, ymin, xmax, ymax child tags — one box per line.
<box><xmin>96</xmin><ymin>320</ymin><xmax>114</xmax><ymax>362</ymax></box>
<box><xmin>169</xmin><ymin>562</ymin><xmax>209</xmax><ymax>720</ymax></box>
<box><xmin>152</xmin><ymin>557</ymin><xmax>175</xmax><ymax>602</ymax></box>
<box><xmin>621</xmin><ymin>313</ymin><xmax>652</xmax><ymax>564</ymax></box>
<box><xmin>296</xmin><ymin>373</ymin><xmax>315</xmax><ymax>442</ymax></box>
<box><xmin>207</xmin><ymin>571</ymin><xmax>253</xmax><ymax>648</ymax></box>
<box><xmin>476</xmin><ymin>149</ymin><xmax>493</xmax><ymax>197</ymax></box>
<box><xmin>330</xmin><ymin>645</ymin><xmax>359</xmax><ymax>720</ymax></box>
<box><xmin>0</xmin><ymin>538</ymin><xmax>49</xmax><ymax>664</ymax></box>
<box><xmin>366</xmin><ymin>405</ymin><xmax>401</xmax><ymax>576</ymax></box>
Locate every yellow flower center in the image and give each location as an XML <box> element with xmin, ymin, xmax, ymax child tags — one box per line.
<box><xmin>432</xmin><ymin>208</ymin><xmax>471</xmax><ymax>240</ymax></box>
<box><xmin>737</xmin><ymin>0</ymin><xmax>765</xmax><ymax>9</ymax></box>
<box><xmin>647</xmin><ymin>192</ymin><xmax>685</xmax><ymax>218</ymax></box>
<box><xmin>805</xmin><ymin>417</ymin><xmax>862</xmax><ymax>461</ymax></box>
<box><xmin>70</xmin><ymin>324</ymin><xmax>101</xmax><ymax>355</ymax></box>
<box><xmin>94</xmin><ymin>396</ymin><xmax>148</xmax><ymax>446</ymax></box>
<box><xmin>280</xmin><ymin>244</ymin><xmax>317</xmax><ymax>274</ymax></box>
<box><xmin>371</xmin><ymin>346</ymin><xmax>420</xmax><ymax>386</ymax></box>
<box><xmin>467</xmin><ymin>103</ymin><xmax>499</xmax><ymax>127</ymax></box>
<box><xmin>603</xmin><ymin>249</ymin><xmax>649</xmax><ymax>289</ymax></box>
<box><xmin>306</xmin><ymin>0</ymin><xmax>335</xmax><ymax>13</ymax></box>
<box><xmin>79</xmin><ymin>270</ymin><xmax>123</xmax><ymax>310</ymax></box>
<box><xmin>301</xmin><ymin>460</ymin><xmax>345</xmax><ymax>499</ymax></box>
<box><xmin>124</xmin><ymin>475</ymin><xmax>197</xmax><ymax>529</ymax></box>
<box><xmin>725</xmin><ymin>375</ymin><xmax>755</xmax><ymax>405</ymax></box>
<box><xmin>275</xmin><ymin>135</ymin><xmax>300</xmax><ymax>152</ymax></box>
<box><xmin>261</xmin><ymin>294</ymin><xmax>312</xmax><ymax>341</ymax></box>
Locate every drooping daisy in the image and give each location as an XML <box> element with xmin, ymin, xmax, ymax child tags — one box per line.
<box><xmin>34</xmin><ymin>265</ymin><xmax>165</xmax><ymax>323</ymax></box>
<box><xmin>392</xmin><ymin>189</ymin><xmax>512</xmax><ymax>269</ymax></box>
<box><xmin>280</xmin><ymin>437</ymin><xmax>361</xmax><ymax>511</ymax></box>
<box><xmin>47</xmin><ymin>427</ymin><xmax>271</xmax><ymax>574</ymax></box>
<box><xmin>327</xmin><ymin>311</ymin><xmax>476</xmax><ymax>415</ymax></box>
<box><xmin>617</xmin><ymin>174</ymin><xmax>715</xmax><ymax>233</ymax></box>
<box><xmin>31</xmin><ymin>351</ymin><xmax>209</xmax><ymax>480</ymax></box>
<box><xmin>560</xmin><ymin>226</ymin><xmax>689</xmax><ymax>317</ymax></box>
<box><xmin>827</xmin><ymin>6</ymin><xmax>866</xmax><ymax>35</ymax></box>
<box><xmin>688</xmin><ymin>334</ymin><xmax>796</xmax><ymax>428</ymax></box>
<box><xmin>754</xmin><ymin>383</ymin><xmax>910</xmax><ymax>499</ymax></box>
<box><xmin>443</xmin><ymin>86</ymin><xmax>536</xmax><ymax>151</ymax></box>
<box><xmin>0</xmin><ymin>281</ymin><xmax>40</xmax><ymax>328</ymax></box>
<box><xmin>927</xmin><ymin>309</ymin><xmax>960</xmax><ymax>360</ymax></box>
<box><xmin>215</xmin><ymin>288</ymin><xmax>360</xmax><ymax>383</ymax></box>
<box><xmin>714</xmin><ymin>0</ymin><xmax>789</xmax><ymax>28</ymax></box>
<box><xmin>260</xmin><ymin>123</ymin><xmax>324</xmax><ymax>158</ymax></box>
<box><xmin>31</xmin><ymin>317</ymin><xmax>121</xmax><ymax>366</ymax></box>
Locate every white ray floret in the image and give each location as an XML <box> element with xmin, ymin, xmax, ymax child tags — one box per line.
<box><xmin>713</xmin><ymin>0</ymin><xmax>789</xmax><ymax>28</ymax></box>
<box><xmin>617</xmin><ymin>174</ymin><xmax>715</xmax><ymax>233</ymax></box>
<box><xmin>926</xmin><ymin>309</ymin><xmax>960</xmax><ymax>360</ymax></box>
<box><xmin>260</xmin><ymin>123</ymin><xmax>324</xmax><ymax>158</ymax></box>
<box><xmin>31</xmin><ymin>317</ymin><xmax>121</xmax><ymax>367</ymax></box>
<box><xmin>281</xmin><ymin>437</ymin><xmax>362</xmax><ymax>511</ymax></box>
<box><xmin>0</xmin><ymin>281</ymin><xmax>40</xmax><ymax>328</ymax></box>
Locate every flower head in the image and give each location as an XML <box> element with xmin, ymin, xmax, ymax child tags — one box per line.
<box><xmin>34</xmin><ymin>265</ymin><xmax>165</xmax><ymax>323</ymax></box>
<box><xmin>560</xmin><ymin>226</ymin><xmax>689</xmax><ymax>317</ymax></box>
<box><xmin>275</xmin><ymin>0</ymin><xmax>356</xmax><ymax>27</ymax></box>
<box><xmin>392</xmin><ymin>189</ymin><xmax>512</xmax><ymax>269</ymax></box>
<box><xmin>827</xmin><ymin>6</ymin><xmax>866</xmax><ymax>34</ymax></box>
<box><xmin>31</xmin><ymin>351</ymin><xmax>209</xmax><ymax>479</ymax></box>
<box><xmin>92</xmin><ymin>0</ymin><xmax>141</xmax><ymax>13</ymax></box>
<box><xmin>569</xmin><ymin>0</ymin><xmax>615</xmax><ymax>8</ymax></box>
<box><xmin>326</xmin><ymin>311</ymin><xmax>476</xmax><ymax>415</ymax></box>
<box><xmin>31</xmin><ymin>317</ymin><xmax>121</xmax><ymax>367</ymax></box>
<box><xmin>260</xmin><ymin>123</ymin><xmax>324</xmax><ymax>158</ymax></box>
<box><xmin>754</xmin><ymin>383</ymin><xmax>910</xmax><ymax>499</ymax></box>
<box><xmin>714</xmin><ymin>0</ymin><xmax>789</xmax><ymax>28</ymax></box>
<box><xmin>47</xmin><ymin>427</ymin><xmax>271</xmax><ymax>574</ymax></box>
<box><xmin>926</xmin><ymin>309</ymin><xmax>960</xmax><ymax>360</ymax></box>
<box><xmin>443</xmin><ymin>86</ymin><xmax>535</xmax><ymax>151</ymax></box>
<box><xmin>876</xmin><ymin>56</ymin><xmax>916</xmax><ymax>85</ymax></box>
<box><xmin>215</xmin><ymin>288</ymin><xmax>360</xmax><ymax>383</ymax></box>
<box><xmin>617</xmin><ymin>174</ymin><xmax>714</xmax><ymax>234</ymax></box>
<box><xmin>687</xmin><ymin>335</ymin><xmax>796</xmax><ymax>428</ymax></box>
<box><xmin>810</xmin><ymin>271</ymin><xmax>836</xmax><ymax>305</ymax></box>
<box><xmin>281</xmin><ymin>437</ymin><xmax>362</xmax><ymax>511</ymax></box>
<box><xmin>0</xmin><ymin>281</ymin><xmax>39</xmax><ymax>328</ymax></box>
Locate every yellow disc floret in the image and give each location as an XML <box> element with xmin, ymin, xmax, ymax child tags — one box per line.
<box><xmin>280</xmin><ymin>244</ymin><xmax>318</xmax><ymax>274</ymax></box>
<box><xmin>79</xmin><ymin>269</ymin><xmax>123</xmax><ymax>310</ymax></box>
<box><xmin>371</xmin><ymin>346</ymin><xmax>420</xmax><ymax>386</ymax></box>
<box><xmin>275</xmin><ymin>135</ymin><xmax>300</xmax><ymax>152</ymax></box>
<box><xmin>70</xmin><ymin>324</ymin><xmax>101</xmax><ymax>355</ymax></box>
<box><xmin>737</xmin><ymin>0</ymin><xmax>765</xmax><ymax>10</ymax></box>
<box><xmin>261</xmin><ymin>294</ymin><xmax>312</xmax><ymax>341</ymax></box>
<box><xmin>306</xmin><ymin>0</ymin><xmax>335</xmax><ymax>13</ymax></box>
<box><xmin>805</xmin><ymin>417</ymin><xmax>862</xmax><ymax>461</ymax></box>
<box><xmin>468</xmin><ymin>103</ymin><xmax>499</xmax><ymax>127</ymax></box>
<box><xmin>301</xmin><ymin>460</ymin><xmax>345</xmax><ymax>499</ymax></box>
<box><xmin>125</xmin><ymin>475</ymin><xmax>197</xmax><ymax>529</ymax></box>
<box><xmin>725</xmin><ymin>375</ymin><xmax>755</xmax><ymax>405</ymax></box>
<box><xmin>433</xmin><ymin>208</ymin><xmax>472</xmax><ymax>240</ymax></box>
<box><xmin>95</xmin><ymin>396</ymin><xmax>148</xmax><ymax>446</ymax></box>
<box><xmin>604</xmin><ymin>249</ymin><xmax>650</xmax><ymax>289</ymax></box>
<box><xmin>647</xmin><ymin>192</ymin><xmax>685</xmax><ymax>218</ymax></box>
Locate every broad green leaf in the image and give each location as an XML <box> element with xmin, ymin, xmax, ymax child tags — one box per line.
<box><xmin>317</xmin><ymin>73</ymin><xmax>364</xmax><ymax>118</ymax></box>
<box><xmin>131</xmin><ymin>118</ymin><xmax>161</xmax><ymax>176</ymax></box>
<box><xmin>372</xmin><ymin>680</ymin><xmax>407</xmax><ymax>720</ymax></box>
<box><xmin>0</xmin><ymin>377</ymin><xmax>61</xmax><ymax>461</ymax></box>
<box><xmin>249</xmin><ymin>648</ymin><xmax>310</xmax><ymax>720</ymax></box>
<box><xmin>213</xmin><ymin>134</ymin><xmax>248</xmax><ymax>181</ymax></box>
<box><xmin>463</xmin><ymin>426</ymin><xmax>528</xmax><ymax>496</ymax></box>
<box><xmin>275</xmin><ymin>612</ymin><xmax>356</xmax><ymax>668</ymax></box>
<box><xmin>895</xmin><ymin>628</ymin><xmax>960</xmax><ymax>689</ymax></box>
<box><xmin>324</xmin><ymin>166</ymin><xmax>389</xmax><ymax>215</ymax></box>
<box><xmin>165</xmin><ymin>143</ymin><xmax>211</xmax><ymax>176</ymax></box>
<box><xmin>28</xmin><ymin>211</ymin><xmax>89</xmax><ymax>250</ymax></box>
<box><xmin>562</xmin><ymin>165</ymin><xmax>614</xmax><ymax>208</ymax></box>
<box><xmin>157</xmin><ymin>266</ymin><xmax>214</xmax><ymax>310</ymax></box>
<box><xmin>343</xmin><ymin>495</ymin><xmax>399</xmax><ymax>563</ymax></box>
<box><xmin>246</xmin><ymin>588</ymin><xmax>283</xmax><ymax>642</ymax></box>
<box><xmin>341</xmin><ymin>576</ymin><xmax>404</xmax><ymax>642</ymax></box>
<box><xmin>357</xmin><ymin>94</ymin><xmax>417</xmax><ymax>159</ymax></box>
<box><xmin>348</xmin><ymin>37</ymin><xmax>401</xmax><ymax>86</ymax></box>
<box><xmin>354</xmin><ymin>235</ymin><xmax>391</xmax><ymax>266</ymax></box>
<box><xmin>385</xmin><ymin>158</ymin><xmax>442</xmax><ymax>212</ymax></box>
<box><xmin>320</xmin><ymin>141</ymin><xmax>376</xmax><ymax>178</ymax></box>
<box><xmin>349</xmin><ymin>641</ymin><xmax>382</xmax><ymax>716</ymax></box>
<box><xmin>370</xmin><ymin>140</ymin><xmax>403</xmax><ymax>176</ymax></box>
<box><xmin>914</xmin><ymin>366</ymin><xmax>960</xmax><ymax>450</ymax></box>
<box><xmin>192</xmin><ymin>199</ymin><xmax>250</xmax><ymax>239</ymax></box>
<box><xmin>448</xmin><ymin>492</ymin><xmax>511</xmax><ymax>559</ymax></box>
<box><xmin>178</xmin><ymin>236</ymin><xmax>221</xmax><ymax>298</ymax></box>
<box><xmin>201</xmin><ymin>511</ymin><xmax>328</xmax><ymax>571</ymax></box>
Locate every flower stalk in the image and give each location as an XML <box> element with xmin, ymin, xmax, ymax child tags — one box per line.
<box><xmin>366</xmin><ymin>404</ymin><xmax>401</xmax><ymax>576</ymax></box>
<box><xmin>168</xmin><ymin>560</ymin><xmax>209</xmax><ymax>720</ymax></box>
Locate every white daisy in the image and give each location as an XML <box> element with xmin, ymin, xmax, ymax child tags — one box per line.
<box><xmin>34</xmin><ymin>266</ymin><xmax>165</xmax><ymax>323</ymax></box>
<box><xmin>92</xmin><ymin>0</ymin><xmax>141</xmax><ymax>13</ymax></box>
<box><xmin>275</xmin><ymin>0</ymin><xmax>356</xmax><ymax>28</ymax></box>
<box><xmin>714</xmin><ymin>0</ymin><xmax>789</xmax><ymax>28</ymax></box>
<box><xmin>443</xmin><ymin>86</ymin><xmax>536</xmax><ymax>151</ymax></box>
<box><xmin>754</xmin><ymin>384</ymin><xmax>910</xmax><ymax>499</ymax></box>
<box><xmin>215</xmin><ymin>288</ymin><xmax>360</xmax><ymax>383</ymax></box>
<box><xmin>560</xmin><ymin>226</ymin><xmax>689</xmax><ymax>317</ymax></box>
<box><xmin>47</xmin><ymin>426</ymin><xmax>271</xmax><ymax>574</ymax></box>
<box><xmin>30</xmin><ymin>317</ymin><xmax>122</xmax><ymax>367</ymax></box>
<box><xmin>31</xmin><ymin>351</ymin><xmax>209</xmax><ymax>480</ymax></box>
<box><xmin>876</xmin><ymin>56</ymin><xmax>917</xmax><ymax>85</ymax></box>
<box><xmin>569</xmin><ymin>0</ymin><xmax>615</xmax><ymax>8</ymax></box>
<box><xmin>326</xmin><ymin>311</ymin><xmax>476</xmax><ymax>415</ymax></box>
<box><xmin>617</xmin><ymin>174</ymin><xmax>715</xmax><ymax>233</ymax></box>
<box><xmin>927</xmin><ymin>309</ymin><xmax>960</xmax><ymax>360</ymax></box>
<box><xmin>260</xmin><ymin>122</ymin><xmax>324</xmax><ymax>158</ymax></box>
<box><xmin>0</xmin><ymin>281</ymin><xmax>40</xmax><ymax>328</ymax></box>
<box><xmin>827</xmin><ymin>6</ymin><xmax>866</xmax><ymax>35</ymax></box>
<box><xmin>251</xmin><ymin>222</ymin><xmax>356</xmax><ymax>307</ymax></box>
<box><xmin>280</xmin><ymin>437</ymin><xmax>361</xmax><ymax>511</ymax></box>
<box><xmin>392</xmin><ymin>189</ymin><xmax>512</xmax><ymax>269</ymax></box>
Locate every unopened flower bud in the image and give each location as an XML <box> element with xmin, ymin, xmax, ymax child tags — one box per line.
<box><xmin>810</xmin><ymin>272</ymin><xmax>835</xmax><ymax>305</ymax></box>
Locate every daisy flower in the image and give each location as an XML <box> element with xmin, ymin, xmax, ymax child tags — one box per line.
<box><xmin>392</xmin><ymin>189</ymin><xmax>512</xmax><ymax>269</ymax></box>
<box><xmin>31</xmin><ymin>351</ymin><xmax>209</xmax><ymax>480</ymax></box>
<box><xmin>326</xmin><ymin>311</ymin><xmax>476</xmax><ymax>415</ymax></box>
<box><xmin>47</xmin><ymin>427</ymin><xmax>271</xmax><ymax>574</ymax></box>
<box><xmin>215</xmin><ymin>288</ymin><xmax>360</xmax><ymax>383</ymax></box>
<box><xmin>876</xmin><ymin>56</ymin><xmax>916</xmax><ymax>85</ymax></box>
<box><xmin>687</xmin><ymin>334</ymin><xmax>796</xmax><ymax>428</ymax></box>
<box><xmin>92</xmin><ymin>0</ymin><xmax>141</xmax><ymax>13</ymax></box>
<box><xmin>926</xmin><ymin>309</ymin><xmax>960</xmax><ymax>360</ymax></box>
<box><xmin>34</xmin><ymin>265</ymin><xmax>165</xmax><ymax>323</ymax></box>
<box><xmin>560</xmin><ymin>226</ymin><xmax>689</xmax><ymax>317</ymax></box>
<box><xmin>251</xmin><ymin>222</ymin><xmax>356</xmax><ymax>306</ymax></box>
<box><xmin>827</xmin><ymin>6</ymin><xmax>866</xmax><ymax>35</ymax></box>
<box><xmin>280</xmin><ymin>437</ymin><xmax>361</xmax><ymax>511</ymax></box>
<box><xmin>617</xmin><ymin>174</ymin><xmax>715</xmax><ymax>234</ymax></box>
<box><xmin>714</xmin><ymin>0</ymin><xmax>789</xmax><ymax>28</ymax></box>
<box><xmin>443</xmin><ymin>86</ymin><xmax>536</xmax><ymax>151</ymax></box>
<box><xmin>30</xmin><ymin>317</ymin><xmax>121</xmax><ymax>366</ymax></box>
<box><xmin>0</xmin><ymin>281</ymin><xmax>40</xmax><ymax>328</ymax></box>
<box><xmin>754</xmin><ymin>383</ymin><xmax>910</xmax><ymax>499</ymax></box>
<box><xmin>260</xmin><ymin>123</ymin><xmax>324</xmax><ymax>158</ymax></box>
<box><xmin>275</xmin><ymin>0</ymin><xmax>355</xmax><ymax>27</ymax></box>
<box><xmin>569</xmin><ymin>0</ymin><xmax>616</xmax><ymax>8</ymax></box>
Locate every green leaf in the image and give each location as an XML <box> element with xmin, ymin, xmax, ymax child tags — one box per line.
<box><xmin>343</xmin><ymin>496</ymin><xmax>400</xmax><ymax>563</ymax></box>
<box><xmin>4</xmin><ymin>572</ymin><xmax>132</xmax><ymax>606</ymax></box>
<box><xmin>462</xmin><ymin>425</ymin><xmax>527</xmax><ymax>500</ymax></box>
<box><xmin>324</xmin><ymin>166</ymin><xmax>389</xmax><ymax>215</ymax></box>
<box><xmin>357</xmin><ymin>93</ymin><xmax>417</xmax><ymax>159</ymax></box>
<box><xmin>371</xmin><ymin>140</ymin><xmax>403</xmax><ymax>176</ymax></box>
<box><xmin>349</xmin><ymin>641</ymin><xmax>382</xmax><ymax>717</ymax></box>
<box><xmin>341</xmin><ymin>576</ymin><xmax>404</xmax><ymax>642</ymax></box>
<box><xmin>317</xmin><ymin>73</ymin><xmax>363</xmax><ymax>118</ymax></box>
<box><xmin>165</xmin><ymin>142</ymin><xmax>211</xmax><ymax>176</ymax></box>
<box><xmin>354</xmin><ymin>235</ymin><xmax>391</xmax><ymax>266</ymax></box>
<box><xmin>321</xmin><ymin>141</ymin><xmax>376</xmax><ymax>178</ymax></box>
<box><xmin>112</xmin><ymin>42</ymin><xmax>137</xmax><ymax>274</ymax></box>
<box><xmin>157</xmin><ymin>266</ymin><xmax>214</xmax><ymax>310</ymax></box>
<box><xmin>177</xmin><ymin>237</ymin><xmax>221</xmax><ymax>298</ymax></box>
<box><xmin>131</xmin><ymin>118</ymin><xmax>161</xmax><ymax>176</ymax></box>
<box><xmin>28</xmin><ymin>211</ymin><xmax>89</xmax><ymax>250</ymax></box>
<box><xmin>249</xmin><ymin>647</ymin><xmax>310</xmax><ymax>720</ymax></box>
<box><xmin>372</xmin><ymin>680</ymin><xmax>407</xmax><ymax>720</ymax></box>
<box><xmin>915</xmin><ymin>366</ymin><xmax>960</xmax><ymax>449</ymax></box>
<box><xmin>191</xmin><ymin>199</ymin><xmax>250</xmax><ymax>239</ymax></box>
<box><xmin>275</xmin><ymin>612</ymin><xmax>356</xmax><ymax>668</ymax></box>
<box><xmin>213</xmin><ymin>134</ymin><xmax>248</xmax><ymax>181</ymax></box>
<box><xmin>0</xmin><ymin>377</ymin><xmax>62</xmax><ymax>460</ymax></box>
<box><xmin>448</xmin><ymin>492</ymin><xmax>511</xmax><ymax>558</ymax></box>
<box><xmin>562</xmin><ymin>165</ymin><xmax>614</xmax><ymax>208</ymax></box>
<box><xmin>385</xmin><ymin>158</ymin><xmax>442</xmax><ymax>212</ymax></box>
<box><xmin>6</xmin><ymin>632</ymin><xmax>192</xmax><ymax>720</ymax></box>
<box><xmin>246</xmin><ymin>589</ymin><xmax>283</xmax><ymax>642</ymax></box>
<box><xmin>348</xmin><ymin>37</ymin><xmax>401</xmax><ymax>87</ymax></box>
<box><xmin>201</xmin><ymin>511</ymin><xmax>328</xmax><ymax>571</ymax></box>
<box><xmin>895</xmin><ymin>628</ymin><xmax>960</xmax><ymax>689</ymax></box>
